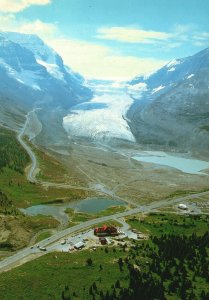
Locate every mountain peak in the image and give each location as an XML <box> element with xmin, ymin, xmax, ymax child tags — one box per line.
<box><xmin>0</xmin><ymin>31</ymin><xmax>58</xmax><ymax>64</ymax></box>
<box><xmin>129</xmin><ymin>46</ymin><xmax>209</xmax><ymax>92</ymax></box>
<box><xmin>0</xmin><ymin>31</ymin><xmax>43</xmax><ymax>45</ymax></box>
<box><xmin>0</xmin><ymin>31</ymin><xmax>92</xmax><ymax>110</ymax></box>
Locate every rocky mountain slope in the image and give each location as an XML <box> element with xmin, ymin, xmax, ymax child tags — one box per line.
<box><xmin>0</xmin><ymin>32</ymin><xmax>92</xmax><ymax>146</ymax></box>
<box><xmin>127</xmin><ymin>47</ymin><xmax>209</xmax><ymax>152</ymax></box>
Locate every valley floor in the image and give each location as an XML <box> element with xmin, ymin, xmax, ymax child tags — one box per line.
<box><xmin>1</xmin><ymin>105</ymin><xmax>209</xmax><ymax>258</ymax></box>
<box><xmin>55</xmin><ymin>138</ymin><xmax>209</xmax><ymax>206</ymax></box>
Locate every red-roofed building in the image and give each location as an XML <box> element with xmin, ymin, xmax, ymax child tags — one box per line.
<box><xmin>94</xmin><ymin>225</ymin><xmax>118</xmax><ymax>237</ymax></box>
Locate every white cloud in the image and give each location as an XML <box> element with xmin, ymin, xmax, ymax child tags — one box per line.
<box><xmin>191</xmin><ymin>32</ymin><xmax>209</xmax><ymax>47</ymax></box>
<box><xmin>18</xmin><ymin>19</ymin><xmax>57</xmax><ymax>38</ymax></box>
<box><xmin>173</xmin><ymin>24</ymin><xmax>195</xmax><ymax>34</ymax></box>
<box><xmin>5</xmin><ymin>17</ymin><xmax>203</xmax><ymax>80</ymax></box>
<box><xmin>166</xmin><ymin>42</ymin><xmax>182</xmax><ymax>49</ymax></box>
<box><xmin>0</xmin><ymin>15</ymin><xmax>168</xmax><ymax>80</ymax></box>
<box><xmin>193</xmin><ymin>41</ymin><xmax>209</xmax><ymax>47</ymax></box>
<box><xmin>0</xmin><ymin>15</ymin><xmax>57</xmax><ymax>39</ymax></box>
<box><xmin>48</xmin><ymin>38</ymin><xmax>167</xmax><ymax>80</ymax></box>
<box><xmin>192</xmin><ymin>32</ymin><xmax>209</xmax><ymax>41</ymax></box>
<box><xmin>0</xmin><ymin>0</ymin><xmax>51</xmax><ymax>13</ymax></box>
<box><xmin>199</xmin><ymin>32</ymin><xmax>209</xmax><ymax>38</ymax></box>
<box><xmin>97</xmin><ymin>27</ymin><xmax>172</xmax><ymax>44</ymax></box>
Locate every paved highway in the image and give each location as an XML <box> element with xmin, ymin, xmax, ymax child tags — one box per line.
<box><xmin>0</xmin><ymin>207</ymin><xmax>141</xmax><ymax>272</ymax></box>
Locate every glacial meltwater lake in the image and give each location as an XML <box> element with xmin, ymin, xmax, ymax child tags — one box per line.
<box><xmin>21</xmin><ymin>197</ymin><xmax>125</xmax><ymax>224</ymax></box>
<box><xmin>132</xmin><ymin>151</ymin><xmax>209</xmax><ymax>175</ymax></box>
<box><xmin>69</xmin><ymin>197</ymin><xmax>125</xmax><ymax>213</ymax></box>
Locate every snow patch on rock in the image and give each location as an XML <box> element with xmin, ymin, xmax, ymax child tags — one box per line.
<box><xmin>128</xmin><ymin>82</ymin><xmax>147</xmax><ymax>92</ymax></box>
<box><xmin>167</xmin><ymin>67</ymin><xmax>176</xmax><ymax>72</ymax></box>
<box><xmin>166</xmin><ymin>59</ymin><xmax>181</xmax><ymax>68</ymax></box>
<box><xmin>152</xmin><ymin>85</ymin><xmax>165</xmax><ymax>94</ymax></box>
<box><xmin>36</xmin><ymin>59</ymin><xmax>65</xmax><ymax>82</ymax></box>
<box><xmin>0</xmin><ymin>58</ymin><xmax>41</xmax><ymax>90</ymax></box>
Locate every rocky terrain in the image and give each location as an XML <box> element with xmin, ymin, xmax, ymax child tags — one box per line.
<box><xmin>127</xmin><ymin>48</ymin><xmax>209</xmax><ymax>153</ymax></box>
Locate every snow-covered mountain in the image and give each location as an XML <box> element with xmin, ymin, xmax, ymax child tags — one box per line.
<box><xmin>0</xmin><ymin>32</ymin><xmax>85</xmax><ymax>87</ymax></box>
<box><xmin>130</xmin><ymin>47</ymin><xmax>209</xmax><ymax>88</ymax></box>
<box><xmin>62</xmin><ymin>47</ymin><xmax>209</xmax><ymax>148</ymax></box>
<box><xmin>0</xmin><ymin>32</ymin><xmax>93</xmax><ymax>146</ymax></box>
<box><xmin>1</xmin><ymin>31</ymin><xmax>209</xmax><ymax>151</ymax></box>
<box><xmin>0</xmin><ymin>32</ymin><xmax>92</xmax><ymax>109</ymax></box>
<box><xmin>127</xmin><ymin>47</ymin><xmax>209</xmax><ymax>152</ymax></box>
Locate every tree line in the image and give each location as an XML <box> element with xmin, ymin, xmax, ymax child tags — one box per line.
<box><xmin>0</xmin><ymin>127</ymin><xmax>29</xmax><ymax>174</ymax></box>
<box><xmin>61</xmin><ymin>232</ymin><xmax>209</xmax><ymax>300</ymax></box>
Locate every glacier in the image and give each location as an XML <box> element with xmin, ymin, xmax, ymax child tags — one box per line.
<box><xmin>63</xmin><ymin>81</ymin><xmax>138</xmax><ymax>142</ymax></box>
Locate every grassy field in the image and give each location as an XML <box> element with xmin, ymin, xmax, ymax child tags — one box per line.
<box><xmin>126</xmin><ymin>212</ymin><xmax>209</xmax><ymax>236</ymax></box>
<box><xmin>0</xmin><ymin>213</ymin><xmax>208</xmax><ymax>299</ymax></box>
<box><xmin>35</xmin><ymin>231</ymin><xmax>53</xmax><ymax>243</ymax></box>
<box><xmin>0</xmin><ymin>248</ymin><xmax>129</xmax><ymax>300</ymax></box>
<box><xmin>0</xmin><ymin>214</ymin><xmax>59</xmax><ymax>253</ymax></box>
<box><xmin>27</xmin><ymin>141</ymin><xmax>72</xmax><ymax>184</ymax></box>
<box><xmin>66</xmin><ymin>205</ymin><xmax>127</xmax><ymax>227</ymax></box>
<box><xmin>0</xmin><ymin>128</ymin><xmax>94</xmax><ymax>208</ymax></box>
<box><xmin>23</xmin><ymin>136</ymin><xmax>89</xmax><ymax>187</ymax></box>
<box><xmin>0</xmin><ymin>166</ymin><xmax>92</xmax><ymax>208</ymax></box>
<box><xmin>200</xmin><ymin>125</ymin><xmax>209</xmax><ymax>132</ymax></box>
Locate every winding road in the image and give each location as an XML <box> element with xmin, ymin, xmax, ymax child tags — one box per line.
<box><xmin>17</xmin><ymin>110</ymin><xmax>39</xmax><ymax>183</ymax></box>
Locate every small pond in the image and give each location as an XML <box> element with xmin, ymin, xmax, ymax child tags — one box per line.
<box><xmin>21</xmin><ymin>197</ymin><xmax>125</xmax><ymax>225</ymax></box>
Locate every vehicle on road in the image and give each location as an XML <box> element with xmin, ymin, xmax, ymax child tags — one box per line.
<box><xmin>39</xmin><ymin>247</ymin><xmax>47</xmax><ymax>251</ymax></box>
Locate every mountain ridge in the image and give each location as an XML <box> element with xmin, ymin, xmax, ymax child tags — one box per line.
<box><xmin>127</xmin><ymin>46</ymin><xmax>209</xmax><ymax>152</ymax></box>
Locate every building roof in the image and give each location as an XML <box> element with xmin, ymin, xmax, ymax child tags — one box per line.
<box><xmin>74</xmin><ymin>242</ymin><xmax>85</xmax><ymax>248</ymax></box>
<box><xmin>94</xmin><ymin>225</ymin><xmax>117</xmax><ymax>233</ymax></box>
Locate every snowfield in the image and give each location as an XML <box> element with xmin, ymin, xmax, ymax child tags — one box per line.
<box><xmin>63</xmin><ymin>82</ymin><xmax>137</xmax><ymax>142</ymax></box>
<box><xmin>0</xmin><ymin>58</ymin><xmax>41</xmax><ymax>90</ymax></box>
<box><xmin>36</xmin><ymin>59</ymin><xmax>65</xmax><ymax>82</ymax></box>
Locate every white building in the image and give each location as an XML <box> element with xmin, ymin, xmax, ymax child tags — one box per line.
<box><xmin>74</xmin><ymin>242</ymin><xmax>85</xmax><ymax>250</ymax></box>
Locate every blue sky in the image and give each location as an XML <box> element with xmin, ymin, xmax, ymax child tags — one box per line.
<box><xmin>0</xmin><ymin>0</ymin><xmax>209</xmax><ymax>80</ymax></box>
